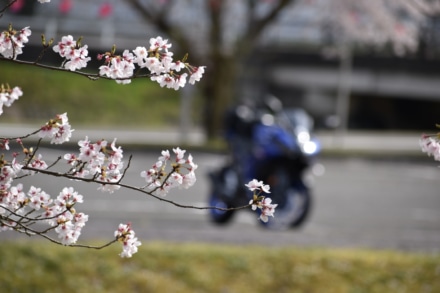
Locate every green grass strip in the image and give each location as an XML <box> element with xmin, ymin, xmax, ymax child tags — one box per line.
<box><xmin>0</xmin><ymin>240</ymin><xmax>439</xmax><ymax>293</ymax></box>
<box><xmin>0</xmin><ymin>62</ymin><xmax>199</xmax><ymax>128</ymax></box>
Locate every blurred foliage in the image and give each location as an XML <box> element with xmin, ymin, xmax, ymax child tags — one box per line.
<box><xmin>0</xmin><ymin>240</ymin><xmax>439</xmax><ymax>293</ymax></box>
<box><xmin>0</xmin><ymin>62</ymin><xmax>202</xmax><ymax>128</ymax></box>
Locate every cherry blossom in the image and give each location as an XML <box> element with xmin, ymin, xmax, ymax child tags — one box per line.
<box><xmin>98</xmin><ymin>50</ymin><xmax>136</xmax><ymax>84</ymax></box>
<box><xmin>114</xmin><ymin>223</ymin><xmax>141</xmax><ymax>258</ymax></box>
<box><xmin>0</xmin><ymin>25</ymin><xmax>31</xmax><ymax>59</ymax></box>
<box><xmin>0</xmin><ymin>84</ymin><xmax>22</xmax><ymax>115</ymax></box>
<box><xmin>23</xmin><ymin>153</ymin><xmax>48</xmax><ymax>175</ymax></box>
<box><xmin>420</xmin><ymin>134</ymin><xmax>440</xmax><ymax>161</ymax></box>
<box><xmin>27</xmin><ymin>186</ymin><xmax>51</xmax><ymax>210</ymax></box>
<box><xmin>5</xmin><ymin>183</ymin><xmax>25</xmax><ymax>212</ymax></box>
<box><xmin>53</xmin><ymin>35</ymin><xmax>76</xmax><ymax>58</ymax></box>
<box><xmin>53</xmin><ymin>35</ymin><xmax>91</xmax><ymax>71</ymax></box>
<box><xmin>39</xmin><ymin>113</ymin><xmax>74</xmax><ymax>144</ymax></box>
<box><xmin>246</xmin><ymin>179</ymin><xmax>277</xmax><ymax>222</ymax></box>
<box><xmin>101</xmin><ymin>36</ymin><xmax>205</xmax><ymax>89</ymax></box>
<box><xmin>55</xmin><ymin>187</ymin><xmax>84</xmax><ymax>210</ymax></box>
<box><xmin>149</xmin><ymin>36</ymin><xmax>172</xmax><ymax>52</ymax></box>
<box><xmin>189</xmin><ymin>66</ymin><xmax>206</xmax><ymax>85</ymax></box>
<box><xmin>54</xmin><ymin>210</ymin><xmax>89</xmax><ymax>245</ymax></box>
<box><xmin>245</xmin><ymin>179</ymin><xmax>271</xmax><ymax>194</ymax></box>
<box><xmin>140</xmin><ymin>147</ymin><xmax>198</xmax><ymax>196</ymax></box>
<box><xmin>0</xmin><ymin>139</ymin><xmax>9</xmax><ymax>150</ymax></box>
<box><xmin>0</xmin><ymin>0</ymin><xmax>224</xmax><ymax>258</ymax></box>
<box><xmin>259</xmin><ymin>197</ymin><xmax>278</xmax><ymax>223</ymax></box>
<box><xmin>64</xmin><ymin>137</ymin><xmax>125</xmax><ymax>193</ymax></box>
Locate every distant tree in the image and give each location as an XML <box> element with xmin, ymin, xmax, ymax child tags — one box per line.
<box><xmin>126</xmin><ymin>0</ymin><xmax>295</xmax><ymax>139</ymax></box>
<box><xmin>126</xmin><ymin>0</ymin><xmax>440</xmax><ymax>138</ymax></box>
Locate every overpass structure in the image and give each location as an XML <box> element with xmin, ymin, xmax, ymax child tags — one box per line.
<box><xmin>249</xmin><ymin>49</ymin><xmax>440</xmax><ymax>131</ymax></box>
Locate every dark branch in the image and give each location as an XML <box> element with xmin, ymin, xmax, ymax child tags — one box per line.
<box><xmin>22</xmin><ymin>165</ymin><xmax>251</xmax><ymax>212</ymax></box>
<box><xmin>124</xmin><ymin>0</ymin><xmax>193</xmax><ymax>58</ymax></box>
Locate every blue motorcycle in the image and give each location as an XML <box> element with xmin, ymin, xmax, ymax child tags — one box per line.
<box><xmin>208</xmin><ymin>96</ymin><xmax>320</xmax><ymax>229</ymax></box>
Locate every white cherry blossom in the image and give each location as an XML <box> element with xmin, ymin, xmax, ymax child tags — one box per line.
<box><xmin>53</xmin><ymin>36</ymin><xmax>91</xmax><ymax>71</ymax></box>
<box><xmin>115</xmin><ymin>223</ymin><xmax>141</xmax><ymax>258</ymax></box>
<box><xmin>0</xmin><ymin>26</ymin><xmax>31</xmax><ymax>59</ymax></box>
<box><xmin>420</xmin><ymin>134</ymin><xmax>440</xmax><ymax>161</ymax></box>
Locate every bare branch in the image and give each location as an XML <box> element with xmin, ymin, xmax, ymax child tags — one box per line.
<box><xmin>124</xmin><ymin>0</ymin><xmax>193</xmax><ymax>57</ymax></box>
<box><xmin>0</xmin><ymin>0</ymin><xmax>16</xmax><ymax>15</ymax></box>
<box><xmin>242</xmin><ymin>0</ymin><xmax>296</xmax><ymax>51</ymax></box>
<box><xmin>11</xmin><ymin>220</ymin><xmax>118</xmax><ymax>250</ymax></box>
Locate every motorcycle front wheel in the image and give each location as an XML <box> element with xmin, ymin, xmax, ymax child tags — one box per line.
<box><xmin>260</xmin><ymin>169</ymin><xmax>312</xmax><ymax>230</ymax></box>
<box><xmin>265</xmin><ymin>185</ymin><xmax>312</xmax><ymax>230</ymax></box>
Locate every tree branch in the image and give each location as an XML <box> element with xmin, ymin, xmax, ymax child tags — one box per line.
<box><xmin>21</xmin><ymin>165</ymin><xmax>250</xmax><ymax>212</ymax></box>
<box><xmin>239</xmin><ymin>0</ymin><xmax>296</xmax><ymax>55</ymax></box>
<box><xmin>0</xmin><ymin>57</ymin><xmax>152</xmax><ymax>82</ymax></box>
<box><xmin>124</xmin><ymin>0</ymin><xmax>193</xmax><ymax>57</ymax></box>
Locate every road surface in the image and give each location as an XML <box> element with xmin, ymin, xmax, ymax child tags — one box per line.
<box><xmin>4</xmin><ymin>148</ymin><xmax>440</xmax><ymax>253</ymax></box>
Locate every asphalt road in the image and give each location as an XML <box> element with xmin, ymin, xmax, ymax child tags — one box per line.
<box><xmin>4</xmin><ymin>148</ymin><xmax>440</xmax><ymax>254</ymax></box>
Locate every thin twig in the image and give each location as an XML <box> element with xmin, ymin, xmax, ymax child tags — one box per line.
<box><xmin>0</xmin><ymin>57</ymin><xmax>152</xmax><ymax>82</ymax></box>
<box><xmin>0</xmin><ymin>128</ymin><xmax>41</xmax><ymax>141</ymax></box>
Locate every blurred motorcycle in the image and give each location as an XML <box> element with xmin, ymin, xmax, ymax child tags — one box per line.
<box><xmin>208</xmin><ymin>96</ymin><xmax>320</xmax><ymax>229</ymax></box>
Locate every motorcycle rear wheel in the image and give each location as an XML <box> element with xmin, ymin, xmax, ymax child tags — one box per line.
<box><xmin>208</xmin><ymin>195</ymin><xmax>235</xmax><ymax>225</ymax></box>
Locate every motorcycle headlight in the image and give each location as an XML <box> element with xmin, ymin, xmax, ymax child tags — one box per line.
<box><xmin>302</xmin><ymin>141</ymin><xmax>318</xmax><ymax>155</ymax></box>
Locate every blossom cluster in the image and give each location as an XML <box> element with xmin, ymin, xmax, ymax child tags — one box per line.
<box><xmin>0</xmin><ymin>120</ymin><xmax>86</xmax><ymax>244</ymax></box>
<box><xmin>246</xmin><ymin>179</ymin><xmax>277</xmax><ymax>222</ymax></box>
<box><xmin>0</xmin><ymin>118</ymin><xmax>139</xmax><ymax>256</ymax></box>
<box><xmin>0</xmin><ymin>25</ymin><xmax>31</xmax><ymax>59</ymax></box>
<box><xmin>114</xmin><ymin>223</ymin><xmax>141</xmax><ymax>258</ymax></box>
<box><xmin>98</xmin><ymin>36</ymin><xmax>206</xmax><ymax>88</ymax></box>
<box><xmin>64</xmin><ymin>136</ymin><xmax>124</xmax><ymax>193</ymax></box>
<box><xmin>420</xmin><ymin>133</ymin><xmax>440</xmax><ymax>161</ymax></box>
<box><xmin>47</xmin><ymin>187</ymin><xmax>88</xmax><ymax>245</ymax></box>
<box><xmin>0</xmin><ymin>84</ymin><xmax>22</xmax><ymax>115</ymax></box>
<box><xmin>0</xmin><ymin>168</ymin><xmax>88</xmax><ymax>245</ymax></box>
<box><xmin>140</xmin><ymin>147</ymin><xmax>198</xmax><ymax>196</ymax></box>
<box><xmin>53</xmin><ymin>35</ymin><xmax>91</xmax><ymax>71</ymax></box>
<box><xmin>1</xmin><ymin>21</ymin><xmax>205</xmax><ymax>88</ymax></box>
<box><xmin>39</xmin><ymin>113</ymin><xmax>74</xmax><ymax>144</ymax></box>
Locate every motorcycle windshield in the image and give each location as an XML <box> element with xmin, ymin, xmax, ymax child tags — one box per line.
<box><xmin>253</xmin><ymin>123</ymin><xmax>298</xmax><ymax>157</ymax></box>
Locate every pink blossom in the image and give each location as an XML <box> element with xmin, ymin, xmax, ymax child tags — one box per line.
<box><xmin>420</xmin><ymin>134</ymin><xmax>440</xmax><ymax>161</ymax></box>
<box><xmin>173</xmin><ymin>147</ymin><xmax>186</xmax><ymax>164</ymax></box>
<box><xmin>115</xmin><ymin>223</ymin><xmax>141</xmax><ymax>258</ymax></box>
<box><xmin>245</xmin><ymin>179</ymin><xmax>270</xmax><ymax>194</ymax></box>
<box><xmin>27</xmin><ymin>186</ymin><xmax>51</xmax><ymax>210</ymax></box>
<box><xmin>39</xmin><ymin>113</ymin><xmax>74</xmax><ymax>144</ymax></box>
<box><xmin>0</xmin><ymin>26</ymin><xmax>31</xmax><ymax>59</ymax></box>
<box><xmin>149</xmin><ymin>36</ymin><xmax>172</xmax><ymax>52</ymax></box>
<box><xmin>140</xmin><ymin>148</ymin><xmax>197</xmax><ymax>195</ymax></box>
<box><xmin>259</xmin><ymin>198</ymin><xmax>278</xmax><ymax>223</ymax></box>
<box><xmin>189</xmin><ymin>66</ymin><xmax>205</xmax><ymax>84</ymax></box>
<box><xmin>53</xmin><ymin>36</ymin><xmax>90</xmax><ymax>71</ymax></box>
